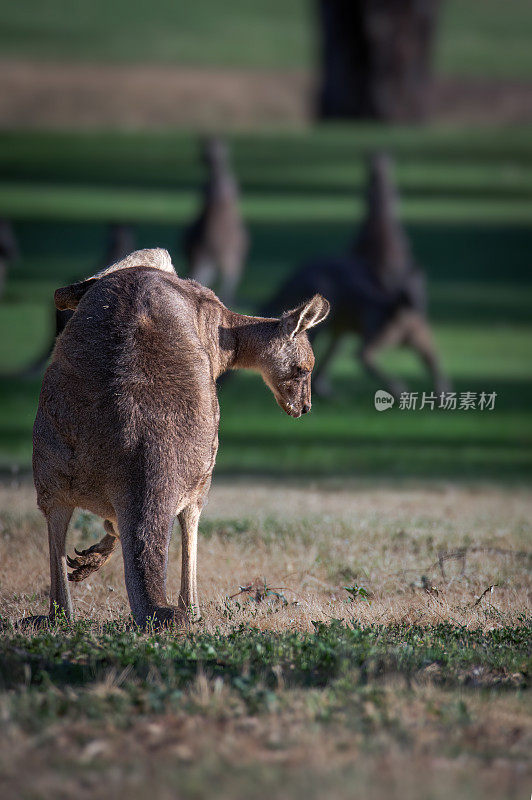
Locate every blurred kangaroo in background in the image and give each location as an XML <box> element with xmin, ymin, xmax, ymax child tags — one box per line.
<box><xmin>183</xmin><ymin>137</ymin><xmax>249</xmax><ymax>307</ymax></box>
<box><xmin>0</xmin><ymin>219</ymin><xmax>19</xmax><ymax>300</ymax></box>
<box><xmin>17</xmin><ymin>223</ymin><xmax>135</xmax><ymax>377</ymax></box>
<box><xmin>31</xmin><ymin>248</ymin><xmax>329</xmax><ymax>628</ymax></box>
<box><xmin>264</xmin><ymin>153</ymin><xmax>449</xmax><ymax>399</ymax></box>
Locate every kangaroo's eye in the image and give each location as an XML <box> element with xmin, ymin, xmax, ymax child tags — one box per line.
<box><xmin>295</xmin><ymin>367</ymin><xmax>310</xmax><ymax>379</ymax></box>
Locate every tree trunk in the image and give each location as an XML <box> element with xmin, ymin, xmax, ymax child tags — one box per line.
<box><xmin>317</xmin><ymin>0</ymin><xmax>441</xmax><ymax>122</ymax></box>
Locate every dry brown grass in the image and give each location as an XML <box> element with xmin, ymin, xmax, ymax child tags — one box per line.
<box><xmin>1</xmin><ymin>479</ymin><xmax>530</xmax><ymax>629</ymax></box>
<box><xmin>0</xmin><ymin>478</ymin><xmax>530</xmax><ymax>799</ymax></box>
<box><xmin>2</xmin><ymin>61</ymin><xmax>532</xmax><ymax>128</ymax></box>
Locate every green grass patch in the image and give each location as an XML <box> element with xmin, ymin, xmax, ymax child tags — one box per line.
<box><xmin>1</xmin><ymin>0</ymin><xmax>531</xmax><ymax>80</ymax></box>
<box><xmin>0</xmin><ymin>127</ymin><xmax>531</xmax><ymax>478</ymax></box>
<box><xmin>1</xmin><ymin>619</ymin><xmax>529</xmax><ymax>728</ymax></box>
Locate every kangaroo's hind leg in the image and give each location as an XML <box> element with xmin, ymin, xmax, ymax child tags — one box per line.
<box><xmin>47</xmin><ymin>506</ymin><xmax>75</xmax><ymax>619</ymax></box>
<box><xmin>178</xmin><ymin>500</ymin><xmax>202</xmax><ymax>621</ymax></box>
<box><xmin>116</xmin><ymin>497</ymin><xmax>183</xmax><ymax>629</ymax></box>
<box><xmin>17</xmin><ymin>505</ymin><xmax>74</xmax><ymax>628</ymax></box>
<box><xmin>359</xmin><ymin>312</ymin><xmax>410</xmax><ymax>399</ymax></box>
<box><xmin>67</xmin><ymin>520</ymin><xmax>119</xmax><ymax>583</ymax></box>
<box><xmin>404</xmin><ymin>311</ymin><xmax>451</xmax><ymax>395</ymax></box>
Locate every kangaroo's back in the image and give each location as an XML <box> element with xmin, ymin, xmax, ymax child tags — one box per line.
<box><xmin>34</xmin><ymin>267</ymin><xmax>218</xmax><ymax>520</ymax></box>
<box><xmin>54</xmin><ymin>267</ymin><xmax>210</xmax><ymax>406</ymax></box>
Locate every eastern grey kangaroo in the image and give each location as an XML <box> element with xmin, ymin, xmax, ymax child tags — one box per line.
<box><xmin>264</xmin><ymin>153</ymin><xmax>449</xmax><ymax>399</ymax></box>
<box><xmin>183</xmin><ymin>138</ymin><xmax>249</xmax><ymax>307</ymax></box>
<box><xmin>32</xmin><ymin>249</ymin><xmax>329</xmax><ymax>628</ymax></box>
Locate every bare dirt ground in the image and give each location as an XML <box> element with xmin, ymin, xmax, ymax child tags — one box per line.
<box><xmin>1</xmin><ymin>60</ymin><xmax>532</xmax><ymax>128</ymax></box>
<box><xmin>1</xmin><ymin>479</ymin><xmax>530</xmax><ymax>629</ymax></box>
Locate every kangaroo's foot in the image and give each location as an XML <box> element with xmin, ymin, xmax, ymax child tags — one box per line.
<box><xmin>67</xmin><ymin>531</ymin><xmax>118</xmax><ymax>582</ymax></box>
<box><xmin>14</xmin><ymin>608</ymin><xmax>71</xmax><ymax>630</ymax></box>
<box><xmin>178</xmin><ymin>600</ymin><xmax>201</xmax><ymax>623</ymax></box>
<box><xmin>12</xmin><ymin>614</ymin><xmax>51</xmax><ymax>630</ymax></box>
<box><xmin>435</xmin><ymin>375</ymin><xmax>453</xmax><ymax>396</ymax></box>
<box><xmin>143</xmin><ymin>605</ymin><xmax>192</xmax><ymax>631</ymax></box>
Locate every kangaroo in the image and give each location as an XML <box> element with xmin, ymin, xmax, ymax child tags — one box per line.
<box><xmin>17</xmin><ymin>223</ymin><xmax>135</xmax><ymax>378</ymax></box>
<box><xmin>0</xmin><ymin>218</ymin><xmax>19</xmax><ymax>300</ymax></box>
<box><xmin>183</xmin><ymin>137</ymin><xmax>249</xmax><ymax>307</ymax></box>
<box><xmin>31</xmin><ymin>248</ymin><xmax>329</xmax><ymax>628</ymax></box>
<box><xmin>264</xmin><ymin>153</ymin><xmax>449</xmax><ymax>399</ymax></box>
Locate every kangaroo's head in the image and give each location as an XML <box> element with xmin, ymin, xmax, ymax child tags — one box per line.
<box><xmin>261</xmin><ymin>295</ymin><xmax>330</xmax><ymax>418</ymax></box>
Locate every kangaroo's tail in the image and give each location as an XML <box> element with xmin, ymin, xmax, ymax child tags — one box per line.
<box><xmin>114</xmin><ymin>480</ymin><xmax>178</xmax><ymax>627</ymax></box>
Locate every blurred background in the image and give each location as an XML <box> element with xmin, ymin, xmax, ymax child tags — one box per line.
<box><xmin>0</xmin><ymin>0</ymin><xmax>531</xmax><ymax>481</ymax></box>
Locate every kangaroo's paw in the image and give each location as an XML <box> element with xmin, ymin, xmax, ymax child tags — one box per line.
<box><xmin>67</xmin><ymin>534</ymin><xmax>117</xmax><ymax>582</ymax></box>
<box><xmin>67</xmin><ymin>551</ymin><xmax>109</xmax><ymax>582</ymax></box>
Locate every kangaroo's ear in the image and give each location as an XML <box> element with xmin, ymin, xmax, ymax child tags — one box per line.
<box><xmin>54</xmin><ymin>278</ymin><xmax>97</xmax><ymax>311</ymax></box>
<box><xmin>281</xmin><ymin>294</ymin><xmax>330</xmax><ymax>339</ymax></box>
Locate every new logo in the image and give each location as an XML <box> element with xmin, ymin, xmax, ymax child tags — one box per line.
<box><xmin>374</xmin><ymin>390</ymin><xmax>395</xmax><ymax>411</ymax></box>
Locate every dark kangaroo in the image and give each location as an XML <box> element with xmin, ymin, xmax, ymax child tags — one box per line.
<box><xmin>32</xmin><ymin>248</ymin><xmax>329</xmax><ymax>627</ymax></box>
<box><xmin>264</xmin><ymin>153</ymin><xmax>449</xmax><ymax>399</ymax></box>
<box><xmin>183</xmin><ymin>137</ymin><xmax>249</xmax><ymax>307</ymax></box>
<box><xmin>0</xmin><ymin>218</ymin><xmax>19</xmax><ymax>300</ymax></box>
<box><xmin>17</xmin><ymin>223</ymin><xmax>135</xmax><ymax>377</ymax></box>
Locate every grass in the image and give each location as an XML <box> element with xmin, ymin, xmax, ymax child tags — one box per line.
<box><xmin>2</xmin><ymin>481</ymin><xmax>531</xmax><ymax>631</ymax></box>
<box><xmin>0</xmin><ymin>126</ymin><xmax>531</xmax><ymax>479</ymax></box>
<box><xmin>0</xmin><ymin>0</ymin><xmax>531</xmax><ymax>80</ymax></box>
<box><xmin>1</xmin><ymin>640</ymin><xmax>529</xmax><ymax>799</ymax></box>
<box><xmin>0</xmin><ymin>481</ymin><xmax>530</xmax><ymax>799</ymax></box>
<box><xmin>4</xmin><ymin>620</ymin><xmax>528</xmax><ymax>701</ymax></box>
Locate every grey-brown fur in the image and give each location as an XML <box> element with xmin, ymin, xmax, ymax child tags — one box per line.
<box><xmin>32</xmin><ymin>249</ymin><xmax>329</xmax><ymax>627</ymax></box>
<box><xmin>264</xmin><ymin>153</ymin><xmax>449</xmax><ymax>398</ymax></box>
<box><xmin>183</xmin><ymin>138</ymin><xmax>249</xmax><ymax>307</ymax></box>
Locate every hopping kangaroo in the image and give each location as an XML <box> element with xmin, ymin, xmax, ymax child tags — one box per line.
<box><xmin>264</xmin><ymin>153</ymin><xmax>449</xmax><ymax>399</ymax></box>
<box><xmin>183</xmin><ymin>137</ymin><xmax>249</xmax><ymax>307</ymax></box>
<box><xmin>32</xmin><ymin>249</ymin><xmax>329</xmax><ymax>627</ymax></box>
